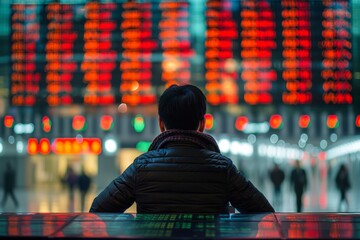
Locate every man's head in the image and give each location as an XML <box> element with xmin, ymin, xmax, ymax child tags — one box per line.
<box><xmin>158</xmin><ymin>84</ymin><xmax>206</xmax><ymax>131</ymax></box>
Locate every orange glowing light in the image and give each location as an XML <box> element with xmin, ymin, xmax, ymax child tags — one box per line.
<box><xmin>327</xmin><ymin>115</ymin><xmax>339</xmax><ymax>129</ymax></box>
<box><xmin>27</xmin><ymin>138</ymin><xmax>38</xmax><ymax>155</ymax></box>
<box><xmin>269</xmin><ymin>114</ymin><xmax>283</xmax><ymax>129</ymax></box>
<box><xmin>42</xmin><ymin>116</ymin><xmax>52</xmax><ymax>132</ymax></box>
<box><xmin>39</xmin><ymin>138</ymin><xmax>51</xmax><ymax>154</ymax></box>
<box><xmin>299</xmin><ymin>115</ymin><xmax>311</xmax><ymax>128</ymax></box>
<box><xmin>4</xmin><ymin>115</ymin><xmax>14</xmax><ymax>128</ymax></box>
<box><xmin>204</xmin><ymin>113</ymin><xmax>214</xmax><ymax>130</ymax></box>
<box><xmin>72</xmin><ymin>115</ymin><xmax>86</xmax><ymax>131</ymax></box>
<box><xmin>235</xmin><ymin>116</ymin><xmax>248</xmax><ymax>131</ymax></box>
<box><xmin>355</xmin><ymin>115</ymin><xmax>360</xmax><ymax>128</ymax></box>
<box><xmin>91</xmin><ymin>140</ymin><xmax>102</xmax><ymax>155</ymax></box>
<box><xmin>100</xmin><ymin>115</ymin><xmax>113</xmax><ymax>131</ymax></box>
<box><xmin>282</xmin><ymin>92</ymin><xmax>312</xmax><ymax>104</ymax></box>
<box><xmin>206</xmin><ymin>94</ymin><xmax>220</xmax><ymax>105</ymax></box>
<box><xmin>52</xmin><ymin>138</ymin><xmax>102</xmax><ymax>155</ymax></box>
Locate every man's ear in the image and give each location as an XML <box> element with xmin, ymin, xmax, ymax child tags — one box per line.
<box><xmin>158</xmin><ymin>117</ymin><xmax>166</xmax><ymax>132</ymax></box>
<box><xmin>198</xmin><ymin>118</ymin><xmax>205</xmax><ymax>132</ymax></box>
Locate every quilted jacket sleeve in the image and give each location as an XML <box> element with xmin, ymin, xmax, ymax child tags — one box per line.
<box><xmin>227</xmin><ymin>163</ymin><xmax>274</xmax><ymax>213</ymax></box>
<box><xmin>89</xmin><ymin>163</ymin><xmax>136</xmax><ymax>213</ymax></box>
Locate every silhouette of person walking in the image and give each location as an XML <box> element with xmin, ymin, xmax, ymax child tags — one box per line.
<box><xmin>64</xmin><ymin>166</ymin><xmax>77</xmax><ymax>211</ymax></box>
<box><xmin>269</xmin><ymin>163</ymin><xmax>285</xmax><ymax>210</ymax></box>
<box><xmin>1</xmin><ymin>162</ymin><xmax>19</xmax><ymax>209</ymax></box>
<box><xmin>335</xmin><ymin>163</ymin><xmax>351</xmax><ymax>212</ymax></box>
<box><xmin>290</xmin><ymin>160</ymin><xmax>307</xmax><ymax>212</ymax></box>
<box><xmin>78</xmin><ymin>168</ymin><xmax>91</xmax><ymax>212</ymax></box>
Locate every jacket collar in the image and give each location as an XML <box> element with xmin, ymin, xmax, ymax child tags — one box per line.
<box><xmin>148</xmin><ymin>129</ymin><xmax>220</xmax><ymax>153</ymax></box>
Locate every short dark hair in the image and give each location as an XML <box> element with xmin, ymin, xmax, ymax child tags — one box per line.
<box><xmin>158</xmin><ymin>84</ymin><xmax>206</xmax><ymax>130</ymax></box>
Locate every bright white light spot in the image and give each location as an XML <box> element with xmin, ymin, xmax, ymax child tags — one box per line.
<box><xmin>287</xmin><ymin>149</ymin><xmax>295</xmax><ymax>159</ymax></box>
<box><xmin>258</xmin><ymin>142</ymin><xmax>304</xmax><ymax>161</ymax></box>
<box><xmin>241</xmin><ymin>143</ymin><xmax>254</xmax><ymax>157</ymax></box>
<box><xmin>76</xmin><ymin>134</ymin><xmax>83</xmax><ymax>142</ymax></box>
<box><xmin>258</xmin><ymin>144</ymin><xmax>267</xmax><ymax>157</ymax></box>
<box><xmin>0</xmin><ymin>142</ymin><xmax>3</xmax><ymax>153</ymax></box>
<box><xmin>300</xmin><ymin>133</ymin><xmax>308</xmax><ymax>142</ymax></box>
<box><xmin>16</xmin><ymin>141</ymin><xmax>25</xmax><ymax>154</ymax></box>
<box><xmin>298</xmin><ymin>140</ymin><xmax>306</xmax><ymax>148</ymax></box>
<box><xmin>26</xmin><ymin>123</ymin><xmax>34</xmax><ymax>133</ymax></box>
<box><xmin>276</xmin><ymin>147</ymin><xmax>286</xmax><ymax>159</ymax></box>
<box><xmin>277</xmin><ymin>140</ymin><xmax>285</xmax><ymax>146</ymax></box>
<box><xmin>118</xmin><ymin>103</ymin><xmax>128</xmax><ymax>113</ymax></box>
<box><xmin>320</xmin><ymin>140</ymin><xmax>328</xmax><ymax>150</ymax></box>
<box><xmin>326</xmin><ymin>139</ymin><xmax>360</xmax><ymax>160</ymax></box>
<box><xmin>268</xmin><ymin>145</ymin><xmax>276</xmax><ymax>158</ymax></box>
<box><xmin>230</xmin><ymin>141</ymin><xmax>240</xmax><ymax>155</ymax></box>
<box><xmin>219</xmin><ymin>139</ymin><xmax>230</xmax><ymax>153</ymax></box>
<box><xmin>14</xmin><ymin>123</ymin><xmax>34</xmax><ymax>134</ymax></box>
<box><xmin>230</xmin><ymin>141</ymin><xmax>254</xmax><ymax>157</ymax></box>
<box><xmin>270</xmin><ymin>134</ymin><xmax>278</xmax><ymax>144</ymax></box>
<box><xmin>330</xmin><ymin>133</ymin><xmax>338</xmax><ymax>143</ymax></box>
<box><xmin>105</xmin><ymin>139</ymin><xmax>117</xmax><ymax>153</ymax></box>
<box><xmin>8</xmin><ymin>136</ymin><xmax>15</xmax><ymax>144</ymax></box>
<box><xmin>243</xmin><ymin>122</ymin><xmax>270</xmax><ymax>134</ymax></box>
<box><xmin>305</xmin><ymin>144</ymin><xmax>314</xmax><ymax>153</ymax></box>
<box><xmin>247</xmin><ymin>134</ymin><xmax>256</xmax><ymax>144</ymax></box>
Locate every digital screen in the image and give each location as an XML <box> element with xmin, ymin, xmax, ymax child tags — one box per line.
<box><xmin>57</xmin><ymin>213</ymin><xmax>280</xmax><ymax>238</ymax></box>
<box><xmin>0</xmin><ymin>213</ymin><xmax>77</xmax><ymax>237</ymax></box>
<box><xmin>10</xmin><ymin>0</ymin><xmax>353</xmax><ymax>106</ymax></box>
<box><xmin>2</xmin><ymin>213</ymin><xmax>360</xmax><ymax>239</ymax></box>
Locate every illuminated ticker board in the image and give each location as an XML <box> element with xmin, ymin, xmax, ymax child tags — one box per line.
<box><xmin>204</xmin><ymin>0</ymin><xmax>352</xmax><ymax>105</ymax></box>
<box><xmin>10</xmin><ymin>1</ymin><xmax>352</xmax><ymax>106</ymax></box>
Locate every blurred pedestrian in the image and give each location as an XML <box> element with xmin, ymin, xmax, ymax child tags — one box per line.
<box><xmin>1</xmin><ymin>162</ymin><xmax>19</xmax><ymax>209</ymax></box>
<box><xmin>64</xmin><ymin>166</ymin><xmax>77</xmax><ymax>210</ymax></box>
<box><xmin>290</xmin><ymin>160</ymin><xmax>307</xmax><ymax>212</ymax></box>
<box><xmin>335</xmin><ymin>163</ymin><xmax>351</xmax><ymax>212</ymax></box>
<box><xmin>269</xmin><ymin>163</ymin><xmax>285</xmax><ymax>210</ymax></box>
<box><xmin>78</xmin><ymin>168</ymin><xmax>91</xmax><ymax>212</ymax></box>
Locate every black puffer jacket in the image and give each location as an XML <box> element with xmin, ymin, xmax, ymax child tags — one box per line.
<box><xmin>90</xmin><ymin>130</ymin><xmax>274</xmax><ymax>213</ymax></box>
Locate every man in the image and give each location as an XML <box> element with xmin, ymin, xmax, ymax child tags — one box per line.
<box><xmin>269</xmin><ymin>163</ymin><xmax>285</xmax><ymax>210</ymax></box>
<box><xmin>90</xmin><ymin>84</ymin><xmax>274</xmax><ymax>213</ymax></box>
<box><xmin>335</xmin><ymin>163</ymin><xmax>350</xmax><ymax>212</ymax></box>
<box><xmin>290</xmin><ymin>160</ymin><xmax>307</xmax><ymax>212</ymax></box>
<box><xmin>78</xmin><ymin>167</ymin><xmax>92</xmax><ymax>212</ymax></box>
<box><xmin>2</xmin><ymin>162</ymin><xmax>19</xmax><ymax>209</ymax></box>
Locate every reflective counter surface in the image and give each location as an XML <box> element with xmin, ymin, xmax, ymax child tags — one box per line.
<box><xmin>1</xmin><ymin>213</ymin><xmax>360</xmax><ymax>239</ymax></box>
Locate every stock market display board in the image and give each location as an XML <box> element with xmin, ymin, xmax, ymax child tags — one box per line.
<box><xmin>10</xmin><ymin>0</ymin><xmax>353</xmax><ymax>106</ymax></box>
